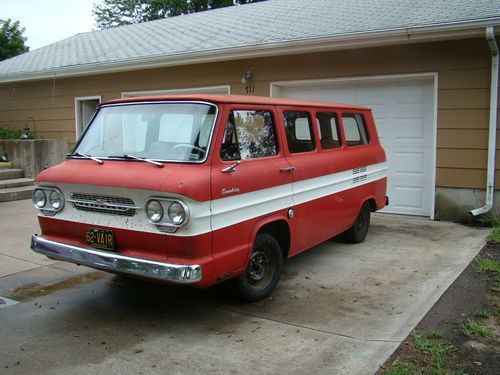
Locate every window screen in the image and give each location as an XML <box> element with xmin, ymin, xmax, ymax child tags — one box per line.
<box><xmin>282</xmin><ymin>111</ymin><xmax>314</xmax><ymax>153</ymax></box>
<box><xmin>316</xmin><ymin>112</ymin><xmax>341</xmax><ymax>150</ymax></box>
<box><xmin>342</xmin><ymin>114</ymin><xmax>369</xmax><ymax>146</ymax></box>
<box><xmin>220</xmin><ymin>110</ymin><xmax>278</xmax><ymax>161</ymax></box>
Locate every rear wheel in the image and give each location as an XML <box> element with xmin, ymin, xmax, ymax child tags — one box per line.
<box><xmin>236</xmin><ymin>233</ymin><xmax>283</xmax><ymax>301</ymax></box>
<box><xmin>339</xmin><ymin>201</ymin><xmax>371</xmax><ymax>243</ymax></box>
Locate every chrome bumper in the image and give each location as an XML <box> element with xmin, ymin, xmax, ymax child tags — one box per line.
<box><xmin>30</xmin><ymin>235</ymin><xmax>202</xmax><ymax>283</ymax></box>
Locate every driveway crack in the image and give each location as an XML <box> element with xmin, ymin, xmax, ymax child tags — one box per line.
<box><xmin>214</xmin><ymin>306</ymin><xmax>400</xmax><ymax>343</ymax></box>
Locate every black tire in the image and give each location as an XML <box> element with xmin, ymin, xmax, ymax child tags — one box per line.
<box><xmin>236</xmin><ymin>233</ymin><xmax>283</xmax><ymax>302</ymax></box>
<box><xmin>339</xmin><ymin>202</ymin><xmax>371</xmax><ymax>243</ymax></box>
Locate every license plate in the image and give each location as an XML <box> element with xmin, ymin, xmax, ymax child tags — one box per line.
<box><xmin>85</xmin><ymin>228</ymin><xmax>115</xmax><ymax>251</ymax></box>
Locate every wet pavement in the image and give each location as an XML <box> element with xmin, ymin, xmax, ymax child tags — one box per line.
<box><xmin>0</xmin><ymin>199</ymin><xmax>489</xmax><ymax>374</ymax></box>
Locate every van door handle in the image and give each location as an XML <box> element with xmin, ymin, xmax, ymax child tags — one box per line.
<box><xmin>221</xmin><ymin>161</ymin><xmax>240</xmax><ymax>173</ymax></box>
<box><xmin>280</xmin><ymin>166</ymin><xmax>295</xmax><ymax>173</ymax></box>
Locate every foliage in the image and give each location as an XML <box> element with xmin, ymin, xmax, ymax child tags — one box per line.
<box><xmin>487</xmin><ymin>226</ymin><xmax>500</xmax><ymax>243</ymax></box>
<box><xmin>384</xmin><ymin>361</ymin><xmax>422</xmax><ymax>375</ymax></box>
<box><xmin>0</xmin><ymin>19</ymin><xmax>29</xmax><ymax>61</ymax></box>
<box><xmin>460</xmin><ymin>318</ymin><xmax>488</xmax><ymax>337</ymax></box>
<box><xmin>93</xmin><ymin>0</ymin><xmax>265</xmax><ymax>28</ymax></box>
<box><xmin>408</xmin><ymin>332</ymin><xmax>454</xmax><ymax>374</ymax></box>
<box><xmin>475</xmin><ymin>257</ymin><xmax>500</xmax><ymax>274</ymax></box>
<box><xmin>383</xmin><ymin>331</ymin><xmax>459</xmax><ymax>375</ymax></box>
<box><xmin>474</xmin><ymin>309</ymin><xmax>491</xmax><ymax>318</ymax></box>
<box><xmin>0</xmin><ymin>125</ymin><xmax>22</xmax><ymax>139</ymax></box>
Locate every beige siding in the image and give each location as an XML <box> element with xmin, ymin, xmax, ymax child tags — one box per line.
<box><xmin>0</xmin><ymin>37</ymin><xmax>498</xmax><ymax>188</ymax></box>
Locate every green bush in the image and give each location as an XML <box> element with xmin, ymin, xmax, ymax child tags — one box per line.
<box><xmin>0</xmin><ymin>126</ymin><xmax>22</xmax><ymax>139</ymax></box>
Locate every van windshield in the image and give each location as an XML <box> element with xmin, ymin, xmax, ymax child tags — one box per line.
<box><xmin>73</xmin><ymin>102</ymin><xmax>217</xmax><ymax>163</ymax></box>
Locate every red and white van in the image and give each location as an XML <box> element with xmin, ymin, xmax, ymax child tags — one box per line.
<box><xmin>31</xmin><ymin>95</ymin><xmax>387</xmax><ymax>301</ymax></box>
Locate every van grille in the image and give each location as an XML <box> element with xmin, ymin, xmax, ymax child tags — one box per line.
<box><xmin>69</xmin><ymin>193</ymin><xmax>138</xmax><ymax>216</ymax></box>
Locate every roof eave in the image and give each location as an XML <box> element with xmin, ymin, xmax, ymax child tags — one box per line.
<box><xmin>0</xmin><ymin>19</ymin><xmax>498</xmax><ymax>84</ymax></box>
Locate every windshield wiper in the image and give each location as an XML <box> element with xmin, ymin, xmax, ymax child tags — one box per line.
<box><xmin>69</xmin><ymin>152</ymin><xmax>103</xmax><ymax>165</ymax></box>
<box><xmin>109</xmin><ymin>154</ymin><xmax>164</xmax><ymax>168</ymax></box>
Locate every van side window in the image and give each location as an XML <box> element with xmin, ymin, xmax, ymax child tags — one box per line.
<box><xmin>316</xmin><ymin>112</ymin><xmax>341</xmax><ymax>149</ymax></box>
<box><xmin>220</xmin><ymin>110</ymin><xmax>278</xmax><ymax>161</ymax></box>
<box><xmin>282</xmin><ymin>111</ymin><xmax>314</xmax><ymax>153</ymax></box>
<box><xmin>342</xmin><ymin>114</ymin><xmax>369</xmax><ymax>146</ymax></box>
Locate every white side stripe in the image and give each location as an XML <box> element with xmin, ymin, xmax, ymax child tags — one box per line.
<box><xmin>39</xmin><ymin>162</ymin><xmax>387</xmax><ymax>237</ymax></box>
<box><xmin>209</xmin><ymin>161</ymin><xmax>387</xmax><ymax>232</ymax></box>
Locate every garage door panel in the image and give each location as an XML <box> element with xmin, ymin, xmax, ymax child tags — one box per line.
<box><xmin>395</xmin><ymin>117</ymin><xmax>426</xmax><ymax>141</ymax></box>
<box><xmin>356</xmin><ymin>86</ymin><xmax>387</xmax><ymax>106</ymax></box>
<box><xmin>382</xmin><ymin>180</ymin><xmax>432</xmax><ymax>216</ymax></box>
<box><xmin>280</xmin><ymin>77</ymin><xmax>435</xmax><ymax>217</ymax></box>
<box><xmin>374</xmin><ymin>117</ymin><xmax>390</xmax><ymax>142</ymax></box>
<box><xmin>394</xmin><ymin>83</ymin><xmax>429</xmax><ymax>105</ymax></box>
<box><xmin>384</xmin><ymin>146</ymin><xmax>434</xmax><ymax>180</ymax></box>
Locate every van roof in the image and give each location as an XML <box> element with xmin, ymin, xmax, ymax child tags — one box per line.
<box><xmin>101</xmin><ymin>94</ymin><xmax>370</xmax><ymax>111</ymax></box>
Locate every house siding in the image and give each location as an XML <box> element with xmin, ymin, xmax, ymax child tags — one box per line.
<box><xmin>0</xmin><ymin>37</ymin><xmax>498</xmax><ymax>190</ymax></box>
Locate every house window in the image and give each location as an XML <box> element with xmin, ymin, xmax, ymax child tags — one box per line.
<box><xmin>75</xmin><ymin>96</ymin><xmax>101</xmax><ymax>138</ymax></box>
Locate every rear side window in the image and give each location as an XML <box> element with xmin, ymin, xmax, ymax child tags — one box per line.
<box><xmin>316</xmin><ymin>112</ymin><xmax>341</xmax><ymax>150</ymax></box>
<box><xmin>220</xmin><ymin>110</ymin><xmax>278</xmax><ymax>161</ymax></box>
<box><xmin>342</xmin><ymin>114</ymin><xmax>369</xmax><ymax>146</ymax></box>
<box><xmin>282</xmin><ymin>111</ymin><xmax>314</xmax><ymax>153</ymax></box>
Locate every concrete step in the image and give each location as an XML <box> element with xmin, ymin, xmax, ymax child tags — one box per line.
<box><xmin>0</xmin><ymin>169</ymin><xmax>24</xmax><ymax>181</ymax></box>
<box><xmin>0</xmin><ymin>185</ymin><xmax>34</xmax><ymax>202</ymax></box>
<box><xmin>0</xmin><ymin>178</ymin><xmax>34</xmax><ymax>189</ymax></box>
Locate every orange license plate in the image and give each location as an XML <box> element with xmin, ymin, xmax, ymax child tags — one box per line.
<box><xmin>85</xmin><ymin>228</ymin><xmax>115</xmax><ymax>251</ymax></box>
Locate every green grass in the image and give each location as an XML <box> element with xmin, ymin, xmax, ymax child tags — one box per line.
<box><xmin>409</xmin><ymin>332</ymin><xmax>454</xmax><ymax>374</ymax></box>
<box><xmin>384</xmin><ymin>361</ymin><xmax>422</xmax><ymax>375</ymax></box>
<box><xmin>488</xmin><ymin>226</ymin><xmax>500</xmax><ymax>243</ymax></box>
<box><xmin>460</xmin><ymin>318</ymin><xmax>488</xmax><ymax>337</ymax></box>
<box><xmin>485</xmin><ymin>211</ymin><xmax>500</xmax><ymax>227</ymax></box>
<box><xmin>474</xmin><ymin>257</ymin><xmax>500</xmax><ymax>274</ymax></box>
<box><xmin>474</xmin><ymin>309</ymin><xmax>491</xmax><ymax>319</ymax></box>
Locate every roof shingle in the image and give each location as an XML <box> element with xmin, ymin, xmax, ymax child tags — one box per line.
<box><xmin>1</xmin><ymin>0</ymin><xmax>499</xmax><ymax>81</ymax></box>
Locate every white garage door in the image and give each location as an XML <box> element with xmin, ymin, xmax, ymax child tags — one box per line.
<box><xmin>277</xmin><ymin>77</ymin><xmax>435</xmax><ymax>217</ymax></box>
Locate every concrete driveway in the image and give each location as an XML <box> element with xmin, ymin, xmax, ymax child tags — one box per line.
<box><xmin>0</xmin><ymin>200</ymin><xmax>488</xmax><ymax>374</ymax></box>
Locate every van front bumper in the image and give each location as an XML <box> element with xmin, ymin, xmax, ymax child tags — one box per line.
<box><xmin>30</xmin><ymin>235</ymin><xmax>202</xmax><ymax>283</ymax></box>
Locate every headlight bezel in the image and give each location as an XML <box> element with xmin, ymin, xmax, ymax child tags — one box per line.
<box><xmin>48</xmin><ymin>189</ymin><xmax>63</xmax><ymax>210</ymax></box>
<box><xmin>145</xmin><ymin>197</ymin><xmax>189</xmax><ymax>232</ymax></box>
<box><xmin>33</xmin><ymin>189</ymin><xmax>47</xmax><ymax>208</ymax></box>
<box><xmin>146</xmin><ymin>199</ymin><xmax>164</xmax><ymax>223</ymax></box>
<box><xmin>33</xmin><ymin>187</ymin><xmax>65</xmax><ymax>214</ymax></box>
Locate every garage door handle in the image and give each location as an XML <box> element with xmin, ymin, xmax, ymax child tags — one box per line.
<box><xmin>280</xmin><ymin>167</ymin><xmax>295</xmax><ymax>173</ymax></box>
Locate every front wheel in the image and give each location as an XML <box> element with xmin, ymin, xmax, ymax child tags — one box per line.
<box><xmin>236</xmin><ymin>233</ymin><xmax>283</xmax><ymax>301</ymax></box>
<box><xmin>339</xmin><ymin>201</ymin><xmax>371</xmax><ymax>243</ymax></box>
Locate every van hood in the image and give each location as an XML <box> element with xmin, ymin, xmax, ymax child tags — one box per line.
<box><xmin>35</xmin><ymin>159</ymin><xmax>211</xmax><ymax>202</ymax></box>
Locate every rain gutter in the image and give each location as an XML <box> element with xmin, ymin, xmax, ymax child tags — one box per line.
<box><xmin>470</xmin><ymin>26</ymin><xmax>499</xmax><ymax>216</ymax></box>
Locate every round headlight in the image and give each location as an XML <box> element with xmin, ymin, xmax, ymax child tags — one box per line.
<box><xmin>49</xmin><ymin>190</ymin><xmax>63</xmax><ymax>210</ymax></box>
<box><xmin>146</xmin><ymin>200</ymin><xmax>163</xmax><ymax>223</ymax></box>
<box><xmin>168</xmin><ymin>202</ymin><xmax>185</xmax><ymax>225</ymax></box>
<box><xmin>33</xmin><ymin>189</ymin><xmax>46</xmax><ymax>208</ymax></box>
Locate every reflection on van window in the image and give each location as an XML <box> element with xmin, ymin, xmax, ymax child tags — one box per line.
<box><xmin>74</xmin><ymin>103</ymin><xmax>217</xmax><ymax>162</ymax></box>
<box><xmin>316</xmin><ymin>112</ymin><xmax>341</xmax><ymax>150</ymax></box>
<box><xmin>342</xmin><ymin>114</ymin><xmax>369</xmax><ymax>146</ymax></box>
<box><xmin>220</xmin><ymin>110</ymin><xmax>277</xmax><ymax>161</ymax></box>
<box><xmin>282</xmin><ymin>111</ymin><xmax>314</xmax><ymax>153</ymax></box>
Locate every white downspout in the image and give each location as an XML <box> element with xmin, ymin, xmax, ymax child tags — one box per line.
<box><xmin>470</xmin><ymin>26</ymin><xmax>499</xmax><ymax>216</ymax></box>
